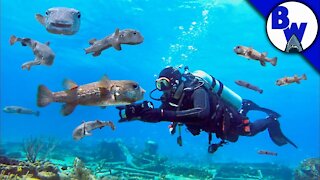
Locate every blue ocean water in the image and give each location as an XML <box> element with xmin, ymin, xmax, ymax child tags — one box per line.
<box><xmin>0</xmin><ymin>0</ymin><xmax>319</xmax><ymax>169</ymax></box>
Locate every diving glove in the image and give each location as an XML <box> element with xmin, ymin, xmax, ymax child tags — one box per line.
<box><xmin>117</xmin><ymin>101</ymin><xmax>154</xmax><ymax>122</ymax></box>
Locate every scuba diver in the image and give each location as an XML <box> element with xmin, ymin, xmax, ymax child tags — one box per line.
<box><xmin>117</xmin><ymin>66</ymin><xmax>297</xmax><ymax>153</ymax></box>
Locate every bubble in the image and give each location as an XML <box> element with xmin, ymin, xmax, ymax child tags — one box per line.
<box><xmin>192</xmin><ymin>21</ymin><xmax>197</xmax><ymax>25</ymax></box>
<box><xmin>177</xmin><ymin>64</ymin><xmax>184</xmax><ymax>68</ymax></box>
<box><xmin>178</xmin><ymin>26</ymin><xmax>184</xmax><ymax>30</ymax></box>
<box><xmin>181</xmin><ymin>54</ymin><xmax>188</xmax><ymax>59</ymax></box>
<box><xmin>187</xmin><ymin>45</ymin><xmax>198</xmax><ymax>52</ymax></box>
<box><xmin>202</xmin><ymin>10</ymin><xmax>209</xmax><ymax>16</ymax></box>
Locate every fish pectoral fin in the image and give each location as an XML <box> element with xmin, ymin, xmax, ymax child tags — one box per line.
<box><xmin>61</xmin><ymin>103</ymin><xmax>77</xmax><ymax>116</ymax></box>
<box><xmin>9</xmin><ymin>35</ymin><xmax>17</xmax><ymax>45</ymax></box>
<box><xmin>111</xmin><ymin>85</ymin><xmax>121</xmax><ymax>100</ymax></box>
<box><xmin>259</xmin><ymin>60</ymin><xmax>266</xmax><ymax>66</ymax></box>
<box><xmin>113</xmin><ymin>90</ymin><xmax>121</xmax><ymax>99</ymax></box>
<box><xmin>45</xmin><ymin>41</ymin><xmax>50</xmax><ymax>46</ymax></box>
<box><xmin>93</xmin><ymin>51</ymin><xmax>101</xmax><ymax>56</ymax></box>
<box><xmin>22</xmin><ymin>62</ymin><xmax>33</xmax><ymax>71</ymax></box>
<box><xmin>112</xmin><ymin>41</ymin><xmax>122</xmax><ymax>51</ymax></box>
<box><xmin>63</xmin><ymin>79</ymin><xmax>78</xmax><ymax>90</ymax></box>
<box><xmin>296</xmin><ymin>80</ymin><xmax>301</xmax><ymax>84</ymax></box>
<box><xmin>84</xmin><ymin>130</ymin><xmax>92</xmax><ymax>136</ymax></box>
<box><xmin>35</xmin><ymin>14</ymin><xmax>45</xmax><ymax>26</ymax></box>
<box><xmin>112</xmin><ymin>29</ymin><xmax>122</xmax><ymax>51</ymax></box>
<box><xmin>89</xmin><ymin>38</ymin><xmax>97</xmax><ymax>45</ymax></box>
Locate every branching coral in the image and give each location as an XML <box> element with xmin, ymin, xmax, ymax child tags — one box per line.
<box><xmin>23</xmin><ymin>137</ymin><xmax>44</xmax><ymax>163</ymax></box>
<box><xmin>23</xmin><ymin>137</ymin><xmax>58</xmax><ymax>163</ymax></box>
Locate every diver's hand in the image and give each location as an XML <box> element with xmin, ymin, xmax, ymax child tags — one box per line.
<box><xmin>117</xmin><ymin>101</ymin><xmax>154</xmax><ymax>122</ymax></box>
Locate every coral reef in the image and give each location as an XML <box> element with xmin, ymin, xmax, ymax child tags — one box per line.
<box><xmin>0</xmin><ymin>139</ymin><xmax>297</xmax><ymax>179</ymax></box>
<box><xmin>294</xmin><ymin>157</ymin><xmax>320</xmax><ymax>180</ymax></box>
<box><xmin>0</xmin><ymin>155</ymin><xmax>60</xmax><ymax>179</ymax></box>
<box><xmin>59</xmin><ymin>157</ymin><xmax>96</xmax><ymax>180</ymax></box>
<box><xmin>23</xmin><ymin>137</ymin><xmax>57</xmax><ymax>163</ymax></box>
<box><xmin>24</xmin><ymin>137</ymin><xmax>44</xmax><ymax>163</ymax></box>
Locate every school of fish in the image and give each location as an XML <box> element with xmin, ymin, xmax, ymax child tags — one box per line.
<box><xmin>4</xmin><ymin>5</ymin><xmax>307</xmax><ymax>146</ymax></box>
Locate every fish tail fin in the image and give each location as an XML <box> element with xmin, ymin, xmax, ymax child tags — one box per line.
<box><xmin>270</xmin><ymin>57</ymin><xmax>277</xmax><ymax>66</ymax></box>
<box><xmin>10</xmin><ymin>35</ymin><xmax>18</xmax><ymax>45</ymax></box>
<box><xmin>302</xmin><ymin>74</ymin><xmax>307</xmax><ymax>80</ymax></box>
<box><xmin>294</xmin><ymin>75</ymin><xmax>301</xmax><ymax>84</ymax></box>
<box><xmin>35</xmin><ymin>111</ymin><xmax>40</xmax><ymax>116</ymax></box>
<box><xmin>106</xmin><ymin>121</ymin><xmax>116</xmax><ymax>130</ymax></box>
<box><xmin>37</xmin><ymin>85</ymin><xmax>53</xmax><ymax>107</ymax></box>
<box><xmin>84</xmin><ymin>48</ymin><xmax>89</xmax><ymax>54</ymax></box>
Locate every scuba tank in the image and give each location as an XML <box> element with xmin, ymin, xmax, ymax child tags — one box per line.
<box><xmin>191</xmin><ymin>70</ymin><xmax>243</xmax><ymax>110</ymax></box>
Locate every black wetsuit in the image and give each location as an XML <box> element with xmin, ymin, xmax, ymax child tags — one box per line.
<box><xmin>138</xmin><ymin>82</ymin><xmax>244</xmax><ymax>141</ymax></box>
<box><xmin>137</xmin><ymin>81</ymin><xmax>297</xmax><ymax>148</ymax></box>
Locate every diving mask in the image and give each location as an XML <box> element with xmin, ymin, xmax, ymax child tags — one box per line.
<box><xmin>155</xmin><ymin>77</ymin><xmax>171</xmax><ymax>91</ymax></box>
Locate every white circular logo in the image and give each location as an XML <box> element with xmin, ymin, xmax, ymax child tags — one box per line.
<box><xmin>266</xmin><ymin>1</ymin><xmax>318</xmax><ymax>53</ymax></box>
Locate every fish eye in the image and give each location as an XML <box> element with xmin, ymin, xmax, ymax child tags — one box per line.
<box><xmin>132</xmin><ymin>84</ymin><xmax>139</xmax><ymax>89</ymax></box>
<box><xmin>45</xmin><ymin>11</ymin><xmax>49</xmax><ymax>15</ymax></box>
<box><xmin>133</xmin><ymin>32</ymin><xmax>137</xmax><ymax>35</ymax></box>
<box><xmin>77</xmin><ymin>12</ymin><xmax>81</xmax><ymax>18</ymax></box>
<box><xmin>236</xmin><ymin>46</ymin><xmax>240</xmax><ymax>49</ymax></box>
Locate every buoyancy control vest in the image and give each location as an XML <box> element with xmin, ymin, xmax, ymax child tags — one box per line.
<box><xmin>191</xmin><ymin>70</ymin><xmax>243</xmax><ymax>111</ymax></box>
<box><xmin>182</xmin><ymin>70</ymin><xmax>248</xmax><ymax>140</ymax></box>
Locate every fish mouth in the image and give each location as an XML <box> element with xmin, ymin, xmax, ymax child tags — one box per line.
<box><xmin>47</xmin><ymin>24</ymin><xmax>77</xmax><ymax>35</ymax></box>
<box><xmin>50</xmin><ymin>22</ymin><xmax>72</xmax><ymax>28</ymax></box>
<box><xmin>141</xmin><ymin>89</ymin><xmax>146</xmax><ymax>97</ymax></box>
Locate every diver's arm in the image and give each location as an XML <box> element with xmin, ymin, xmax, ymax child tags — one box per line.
<box><xmin>140</xmin><ymin>88</ymin><xmax>211</xmax><ymax>123</ymax></box>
